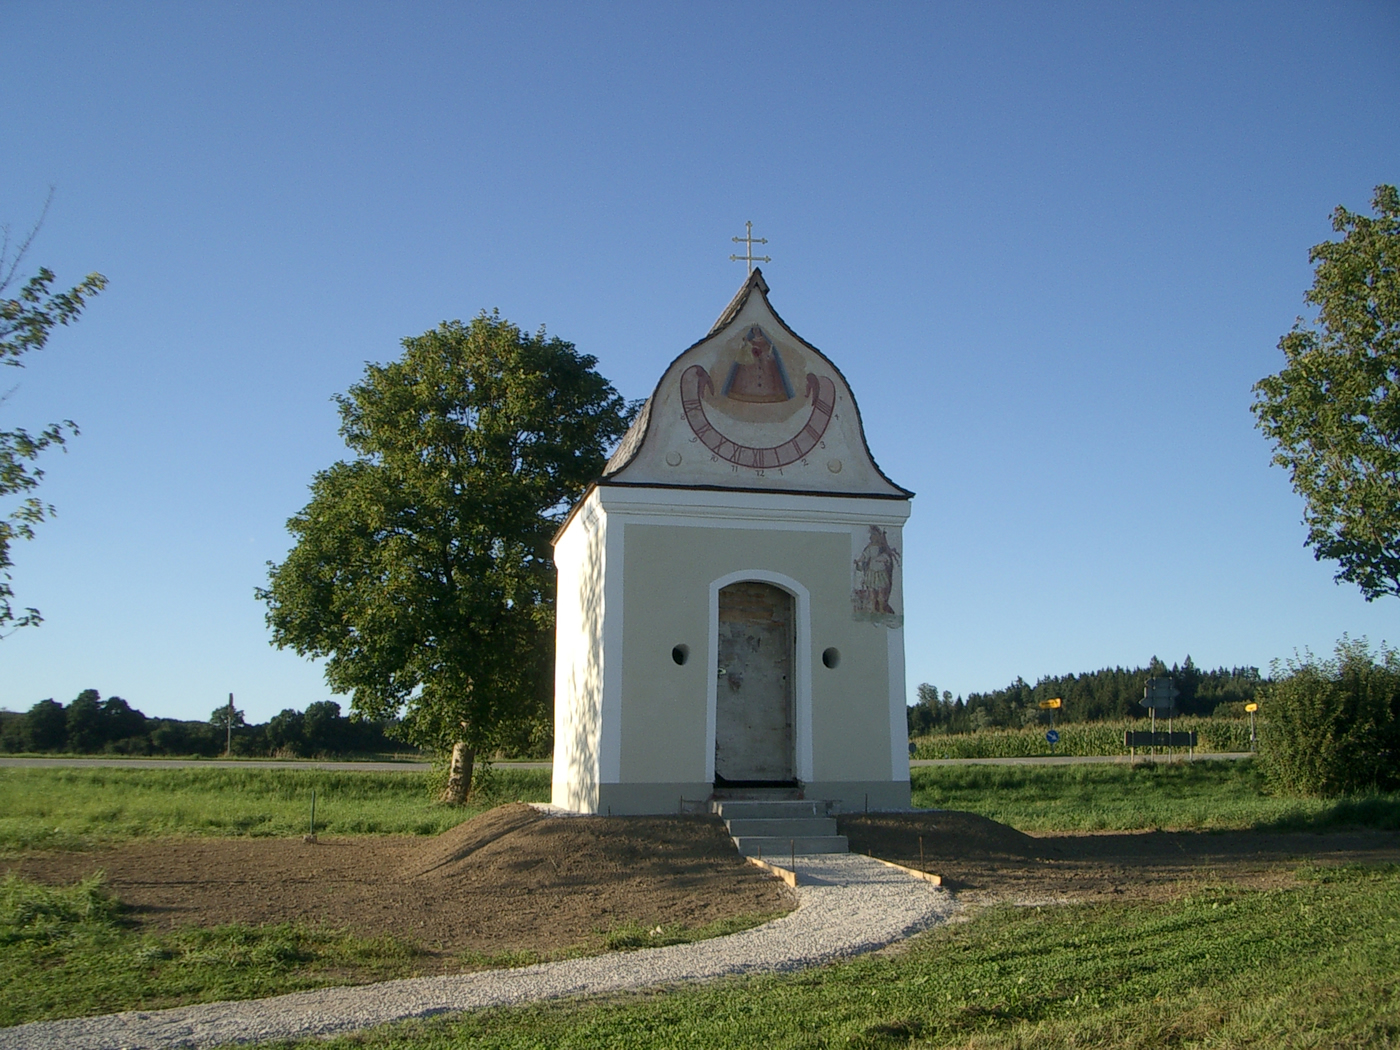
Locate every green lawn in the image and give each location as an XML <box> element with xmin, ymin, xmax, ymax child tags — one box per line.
<box><xmin>257</xmin><ymin>864</ymin><xmax>1400</xmax><ymax>1049</ymax></box>
<box><xmin>0</xmin><ymin>766</ymin><xmax>552</xmax><ymax>853</ymax></box>
<box><xmin>4</xmin><ymin>762</ymin><xmax>1398</xmax><ymax>1042</ymax></box>
<box><xmin>0</xmin><ymin>873</ymin><xmax>425</xmax><ymax>1027</ymax></box>
<box><xmin>911</xmin><ymin>759</ymin><xmax>1400</xmax><ymax>833</ymax></box>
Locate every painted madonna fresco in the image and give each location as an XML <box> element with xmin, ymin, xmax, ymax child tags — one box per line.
<box><xmin>680</xmin><ymin>324</ymin><xmax>837</xmax><ymax>473</ymax></box>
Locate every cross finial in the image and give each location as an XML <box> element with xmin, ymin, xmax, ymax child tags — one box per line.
<box><xmin>729</xmin><ymin>221</ymin><xmax>771</xmax><ymax>274</ymax></box>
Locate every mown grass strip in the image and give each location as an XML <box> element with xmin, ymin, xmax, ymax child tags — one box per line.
<box><xmin>0</xmin><ymin>767</ymin><xmax>553</xmax><ymax>853</ymax></box>
<box><xmin>258</xmin><ymin>865</ymin><xmax>1400</xmax><ymax>1050</ymax></box>
<box><xmin>911</xmin><ymin>759</ymin><xmax>1400</xmax><ymax>832</ymax></box>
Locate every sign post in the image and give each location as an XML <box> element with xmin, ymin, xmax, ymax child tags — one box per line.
<box><xmin>1140</xmin><ymin>679</ymin><xmax>1179</xmax><ymax>758</ymax></box>
<box><xmin>1245</xmin><ymin>702</ymin><xmax>1258</xmax><ymax>751</ymax></box>
<box><xmin>1038</xmin><ymin>698</ymin><xmax>1062</xmax><ymax>754</ymax></box>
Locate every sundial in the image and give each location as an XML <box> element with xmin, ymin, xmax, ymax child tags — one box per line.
<box><xmin>680</xmin><ymin>323</ymin><xmax>837</xmax><ymax>473</ymax></box>
<box><xmin>670</xmin><ymin>224</ymin><xmax>836</xmax><ymax>474</ymax></box>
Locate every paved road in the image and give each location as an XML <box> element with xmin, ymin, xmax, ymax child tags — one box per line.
<box><xmin>0</xmin><ymin>754</ymin><xmax>1249</xmax><ymax>771</ymax></box>
<box><xmin>0</xmin><ymin>757</ymin><xmax>550</xmax><ymax>772</ymax></box>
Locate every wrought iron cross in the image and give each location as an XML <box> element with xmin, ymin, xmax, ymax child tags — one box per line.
<box><xmin>729</xmin><ymin>221</ymin><xmax>771</xmax><ymax>273</ymax></box>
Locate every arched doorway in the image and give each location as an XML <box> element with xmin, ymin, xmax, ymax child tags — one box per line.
<box><xmin>714</xmin><ymin>580</ymin><xmax>796</xmax><ymax>785</ymax></box>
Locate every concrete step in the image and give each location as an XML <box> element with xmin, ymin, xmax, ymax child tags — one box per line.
<box><xmin>732</xmin><ymin>834</ymin><xmax>850</xmax><ymax>858</ymax></box>
<box><xmin>711</xmin><ymin>800</ymin><xmax>836</xmax><ymax>820</ymax></box>
<box><xmin>724</xmin><ymin>817</ymin><xmax>838</xmax><ymax>838</ymax></box>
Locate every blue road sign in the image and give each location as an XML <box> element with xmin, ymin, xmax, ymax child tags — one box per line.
<box><xmin>1046</xmin><ymin>729</ymin><xmax>1060</xmax><ymax>744</ymax></box>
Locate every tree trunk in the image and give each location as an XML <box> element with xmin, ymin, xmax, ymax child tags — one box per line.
<box><xmin>442</xmin><ymin>741</ymin><xmax>474</xmax><ymax>805</ymax></box>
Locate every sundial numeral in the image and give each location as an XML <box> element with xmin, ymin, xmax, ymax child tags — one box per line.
<box><xmin>755</xmin><ymin>469</ymin><xmax>766</xmax><ymax>477</ymax></box>
<box><xmin>711</xmin><ymin>454</ymin><xmax>719</xmax><ymax>462</ymax></box>
<box><xmin>819</xmin><ymin>440</ymin><xmax>827</xmax><ymax>449</ymax></box>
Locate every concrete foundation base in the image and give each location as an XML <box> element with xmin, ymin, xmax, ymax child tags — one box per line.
<box><xmin>554</xmin><ymin>779</ymin><xmax>912</xmax><ymax>816</ymax></box>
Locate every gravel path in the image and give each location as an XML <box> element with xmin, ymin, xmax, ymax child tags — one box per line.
<box><xmin>0</xmin><ymin>854</ymin><xmax>952</xmax><ymax>1050</ymax></box>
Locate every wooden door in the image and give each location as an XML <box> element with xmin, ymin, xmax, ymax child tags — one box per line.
<box><xmin>715</xmin><ymin>581</ymin><xmax>795</xmax><ymax>783</ymax></box>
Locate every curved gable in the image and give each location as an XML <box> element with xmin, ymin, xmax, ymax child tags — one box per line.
<box><xmin>603</xmin><ymin>270</ymin><xmax>911</xmax><ymax>499</ymax></box>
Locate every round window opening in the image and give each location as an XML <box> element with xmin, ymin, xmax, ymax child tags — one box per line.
<box><xmin>671</xmin><ymin>644</ymin><xmax>690</xmax><ymax>666</ymax></box>
<box><xmin>822</xmin><ymin>647</ymin><xmax>841</xmax><ymax>669</ymax></box>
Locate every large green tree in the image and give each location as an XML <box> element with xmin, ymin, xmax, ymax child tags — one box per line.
<box><xmin>0</xmin><ymin>203</ymin><xmax>106</xmax><ymax>633</ymax></box>
<box><xmin>1253</xmin><ymin>184</ymin><xmax>1400</xmax><ymax>599</ymax></box>
<box><xmin>259</xmin><ymin>313</ymin><xmax>631</xmax><ymax>801</ymax></box>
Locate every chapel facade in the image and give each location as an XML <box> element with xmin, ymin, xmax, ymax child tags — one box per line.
<box><xmin>551</xmin><ymin>270</ymin><xmax>913</xmax><ymax>815</ymax></box>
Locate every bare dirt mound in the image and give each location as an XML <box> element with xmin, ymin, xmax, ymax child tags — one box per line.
<box><xmin>2</xmin><ymin>807</ymin><xmax>792</xmax><ymax>966</ymax></box>
<box><xmin>840</xmin><ymin>810</ymin><xmax>1400</xmax><ymax>905</ymax></box>
<box><xmin>401</xmin><ymin>802</ymin><xmax>543</xmax><ymax>877</ymax></box>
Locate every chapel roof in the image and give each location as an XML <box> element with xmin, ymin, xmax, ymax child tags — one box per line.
<box><xmin>598</xmin><ymin>269</ymin><xmax>910</xmax><ymax>500</ymax></box>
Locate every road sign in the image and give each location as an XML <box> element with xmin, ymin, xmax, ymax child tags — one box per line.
<box><xmin>1245</xmin><ymin>703</ymin><xmax>1258</xmax><ymax>713</ymax></box>
<box><xmin>1141</xmin><ymin>677</ymin><xmax>1180</xmax><ymax>710</ymax></box>
<box><xmin>1046</xmin><ymin>729</ymin><xmax>1060</xmax><ymax>744</ymax></box>
<box><xmin>1038</xmin><ymin>698</ymin><xmax>1062</xmax><ymax>709</ymax></box>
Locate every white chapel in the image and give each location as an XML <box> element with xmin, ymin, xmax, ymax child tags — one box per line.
<box><xmin>551</xmin><ymin>269</ymin><xmax>914</xmax><ymax>815</ymax></box>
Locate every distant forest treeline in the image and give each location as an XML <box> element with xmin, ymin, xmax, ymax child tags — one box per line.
<box><xmin>0</xmin><ymin>690</ymin><xmax>407</xmax><ymax>758</ymax></box>
<box><xmin>909</xmin><ymin>657</ymin><xmax>1262</xmax><ymax>736</ymax></box>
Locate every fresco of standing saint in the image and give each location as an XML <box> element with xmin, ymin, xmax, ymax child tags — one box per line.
<box><xmin>853</xmin><ymin>525</ymin><xmax>902</xmax><ymax>626</ymax></box>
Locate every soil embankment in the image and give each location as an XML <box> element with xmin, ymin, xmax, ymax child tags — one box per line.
<box><xmin>839</xmin><ymin>810</ymin><xmax>1400</xmax><ymax>905</ymax></box>
<box><xmin>3</xmin><ymin>804</ymin><xmax>792</xmax><ymax>963</ymax></box>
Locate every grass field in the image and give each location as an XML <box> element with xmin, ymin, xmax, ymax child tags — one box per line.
<box><xmin>910</xmin><ymin>760</ymin><xmax>1400</xmax><ymax>833</ymax></box>
<box><xmin>0</xmin><ymin>766</ymin><xmax>552</xmax><ymax>853</ymax></box>
<box><xmin>4</xmin><ymin>762</ymin><xmax>1398</xmax><ymax>1042</ymax></box>
<box><xmin>0</xmin><ymin>873</ymin><xmax>423</xmax><ymax>1028</ymax></box>
<box><xmin>263</xmin><ymin>864</ymin><xmax>1400</xmax><ymax>1050</ymax></box>
<box><xmin>13</xmin><ymin>759</ymin><xmax>1393</xmax><ymax>854</ymax></box>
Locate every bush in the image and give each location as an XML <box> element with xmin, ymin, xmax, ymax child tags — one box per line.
<box><xmin>1259</xmin><ymin>637</ymin><xmax>1400</xmax><ymax>797</ymax></box>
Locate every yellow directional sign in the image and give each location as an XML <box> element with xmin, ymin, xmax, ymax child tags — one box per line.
<box><xmin>1245</xmin><ymin>702</ymin><xmax>1258</xmax><ymax>713</ymax></box>
<box><xmin>1038</xmin><ymin>698</ymin><xmax>1062</xmax><ymax>709</ymax></box>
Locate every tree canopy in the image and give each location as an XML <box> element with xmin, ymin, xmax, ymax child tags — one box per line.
<box><xmin>1253</xmin><ymin>184</ymin><xmax>1400</xmax><ymax>600</ymax></box>
<box><xmin>0</xmin><ymin>201</ymin><xmax>106</xmax><ymax>634</ymax></box>
<box><xmin>259</xmin><ymin>313</ymin><xmax>632</xmax><ymax>799</ymax></box>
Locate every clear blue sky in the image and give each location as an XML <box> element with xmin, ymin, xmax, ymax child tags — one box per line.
<box><xmin>2</xmin><ymin>1</ymin><xmax>1396</xmax><ymax>723</ymax></box>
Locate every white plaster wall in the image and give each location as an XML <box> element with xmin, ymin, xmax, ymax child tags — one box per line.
<box><xmin>550</xmin><ymin>492</ymin><xmax>608</xmax><ymax>812</ymax></box>
<box><xmin>605</xmin><ymin>487</ymin><xmax>911</xmax><ymax>789</ymax></box>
